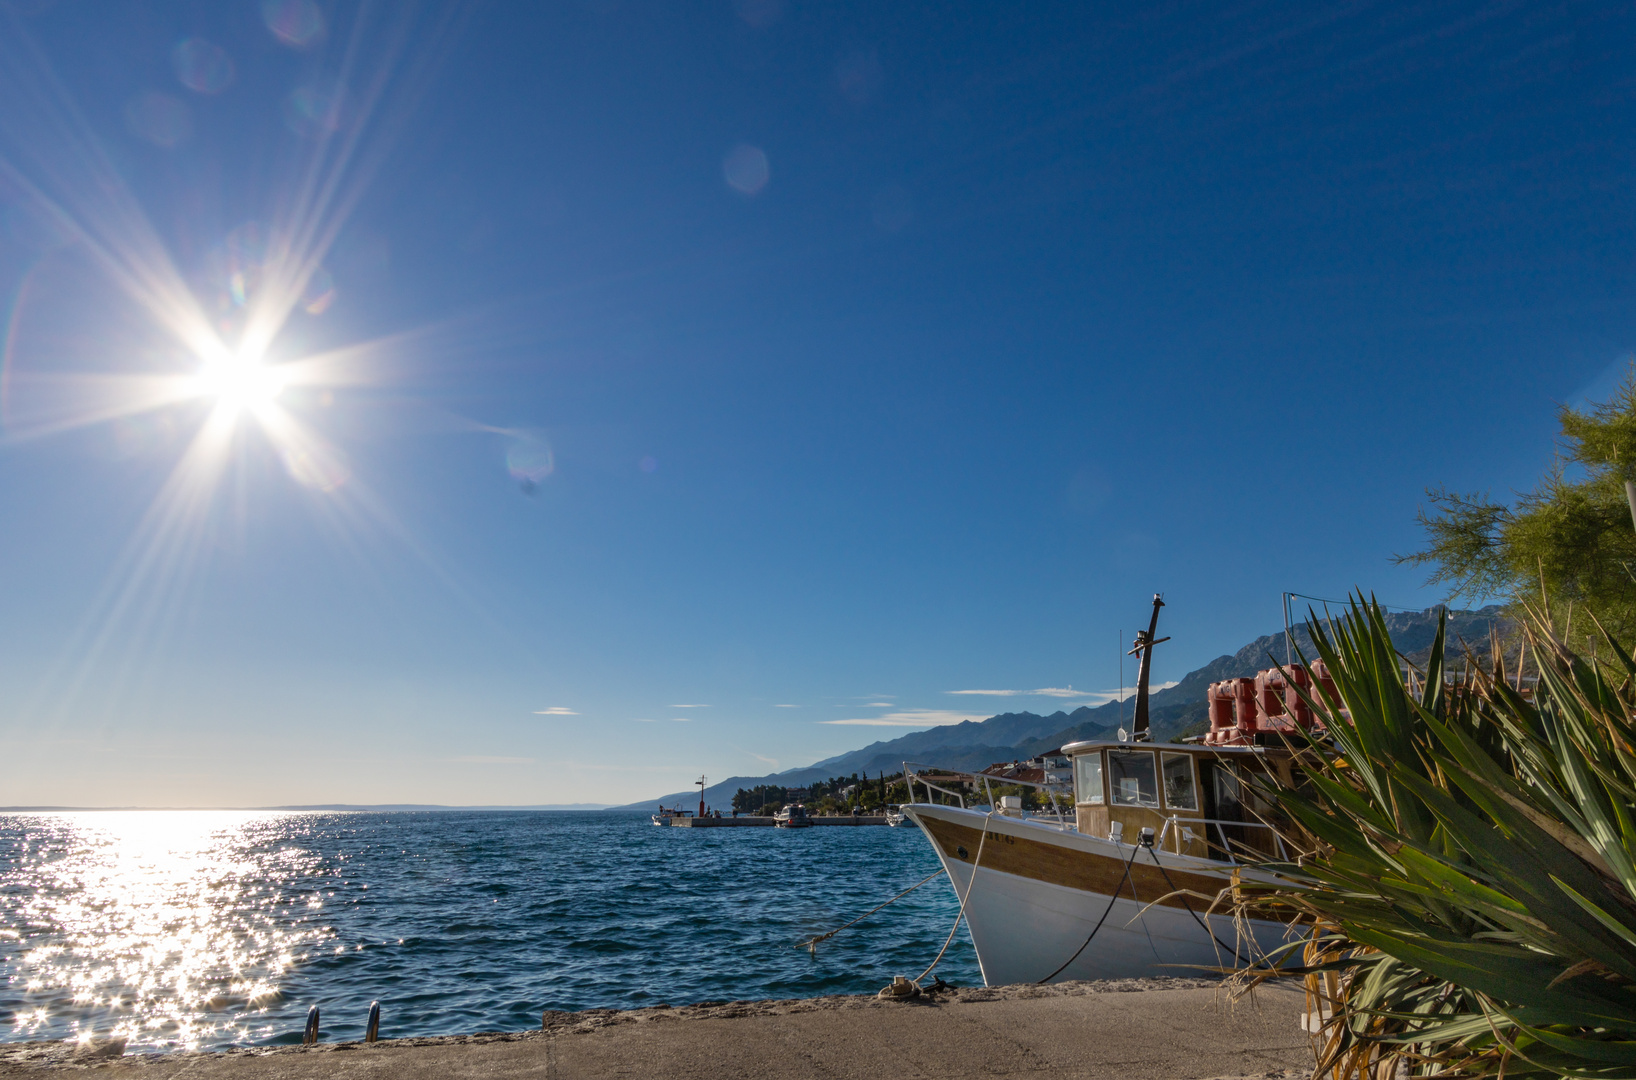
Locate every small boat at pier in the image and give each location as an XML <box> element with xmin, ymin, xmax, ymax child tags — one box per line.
<box><xmin>650</xmin><ymin>805</ymin><xmax>693</xmax><ymax>826</ymax></box>
<box><xmin>653</xmin><ymin>775</ymin><xmax>715</xmax><ymax>826</ymax></box>
<box><xmin>773</xmin><ymin>803</ymin><xmax>811</xmax><ymax>828</ymax></box>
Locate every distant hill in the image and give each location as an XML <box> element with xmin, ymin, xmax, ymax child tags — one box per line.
<box><xmin>612</xmin><ymin>604</ymin><xmax>1507</xmax><ymax>811</ymax></box>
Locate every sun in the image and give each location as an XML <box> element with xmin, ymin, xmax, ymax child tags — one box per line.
<box><xmin>190</xmin><ymin>350</ymin><xmax>288</xmax><ymax>416</ymax></box>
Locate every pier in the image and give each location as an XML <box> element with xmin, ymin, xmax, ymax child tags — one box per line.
<box><xmin>667</xmin><ymin>815</ymin><xmax>888</xmax><ymax>827</ymax></box>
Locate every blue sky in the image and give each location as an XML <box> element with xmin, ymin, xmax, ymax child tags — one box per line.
<box><xmin>0</xmin><ymin>1</ymin><xmax>1631</xmax><ymax>806</ymax></box>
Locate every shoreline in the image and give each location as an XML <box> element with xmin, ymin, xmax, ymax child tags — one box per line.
<box><xmin>0</xmin><ymin>976</ymin><xmax>1313</xmax><ymax>1078</ymax></box>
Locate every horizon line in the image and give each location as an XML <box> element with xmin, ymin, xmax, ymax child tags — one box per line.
<box><xmin>0</xmin><ymin>803</ymin><xmax>620</xmax><ymax>812</ymax></box>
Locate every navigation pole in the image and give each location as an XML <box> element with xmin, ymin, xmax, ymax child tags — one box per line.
<box><xmin>1128</xmin><ymin>594</ymin><xmax>1170</xmax><ymax>741</ymax></box>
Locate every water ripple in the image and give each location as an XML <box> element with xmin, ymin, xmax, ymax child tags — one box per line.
<box><xmin>0</xmin><ymin>811</ymin><xmax>977</xmax><ymax>1050</ymax></box>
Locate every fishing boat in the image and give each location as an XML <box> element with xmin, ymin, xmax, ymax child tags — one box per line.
<box><xmin>773</xmin><ymin>803</ymin><xmax>811</xmax><ymax>829</ymax></box>
<box><xmin>902</xmin><ymin>594</ymin><xmax>1312</xmax><ymax>985</ymax></box>
<box><xmin>650</xmin><ymin>805</ymin><xmax>693</xmax><ymax>826</ymax></box>
<box><xmin>884</xmin><ymin>806</ymin><xmax>917</xmax><ymax>828</ymax></box>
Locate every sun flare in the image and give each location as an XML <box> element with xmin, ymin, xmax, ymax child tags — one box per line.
<box><xmin>190</xmin><ymin>352</ymin><xmax>288</xmax><ymax>415</ymax></box>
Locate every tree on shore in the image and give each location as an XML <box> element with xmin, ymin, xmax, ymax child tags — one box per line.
<box><xmin>1399</xmin><ymin>370</ymin><xmax>1636</xmax><ymax>644</ymax></box>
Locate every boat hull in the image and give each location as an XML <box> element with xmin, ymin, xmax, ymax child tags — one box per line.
<box><xmin>905</xmin><ymin>804</ymin><xmax>1293</xmax><ymax>986</ymax></box>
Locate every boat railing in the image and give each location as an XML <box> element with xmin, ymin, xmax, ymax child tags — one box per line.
<box><xmin>902</xmin><ymin>761</ymin><xmax>1075</xmax><ymax>830</ymax></box>
<box><xmin>1155</xmin><ymin>813</ymin><xmax>1288</xmax><ymax>863</ymax></box>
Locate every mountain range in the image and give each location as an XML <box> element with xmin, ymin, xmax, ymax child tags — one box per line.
<box><xmin>613</xmin><ymin>603</ymin><xmax>1506</xmax><ymax>811</ymax></box>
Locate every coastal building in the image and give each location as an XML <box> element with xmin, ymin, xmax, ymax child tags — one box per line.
<box><xmin>980</xmin><ymin>753</ymin><xmax>1071</xmax><ymax>787</ymax></box>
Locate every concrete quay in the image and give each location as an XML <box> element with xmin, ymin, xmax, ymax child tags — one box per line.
<box><xmin>668</xmin><ymin>815</ymin><xmax>888</xmax><ymax>827</ymax></box>
<box><xmin>0</xmin><ymin>977</ymin><xmax>1313</xmax><ymax>1080</ymax></box>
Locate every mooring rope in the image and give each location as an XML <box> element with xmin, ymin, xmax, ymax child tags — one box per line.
<box><xmin>797</xmin><ymin>866</ymin><xmax>948</xmax><ymax>954</ymax></box>
<box><xmin>913</xmin><ymin>809</ymin><xmax>997</xmax><ymax>985</ymax></box>
<box><xmin>1036</xmin><ymin>836</ymin><xmax>1143</xmax><ymax>983</ymax></box>
<box><xmin>1143</xmin><ymin>844</ymin><xmax>1251</xmax><ymax>967</ymax></box>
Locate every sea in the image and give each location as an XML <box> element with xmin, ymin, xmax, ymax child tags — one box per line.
<box><xmin>0</xmin><ymin>810</ymin><xmax>979</xmax><ymax>1052</ymax></box>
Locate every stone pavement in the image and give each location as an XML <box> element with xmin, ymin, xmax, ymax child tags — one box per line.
<box><xmin>0</xmin><ymin>977</ymin><xmax>1313</xmax><ymax>1080</ymax></box>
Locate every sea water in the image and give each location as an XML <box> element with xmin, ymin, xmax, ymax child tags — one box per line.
<box><xmin>0</xmin><ymin>810</ymin><xmax>978</xmax><ymax>1051</ymax></box>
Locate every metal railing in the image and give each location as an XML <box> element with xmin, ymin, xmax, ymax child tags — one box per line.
<box><xmin>901</xmin><ymin>762</ymin><xmax>1075</xmax><ymax>829</ymax></box>
<box><xmin>901</xmin><ymin>761</ymin><xmax>1293</xmax><ymax>861</ymax></box>
<box><xmin>1155</xmin><ymin>813</ymin><xmax>1288</xmax><ymax>863</ymax></box>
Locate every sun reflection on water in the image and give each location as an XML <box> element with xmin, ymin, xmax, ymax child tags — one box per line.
<box><xmin>1</xmin><ymin>813</ymin><xmax>332</xmax><ymax>1050</ymax></box>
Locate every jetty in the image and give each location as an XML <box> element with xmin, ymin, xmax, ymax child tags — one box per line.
<box><xmin>666</xmin><ymin>814</ymin><xmax>887</xmax><ymax>827</ymax></box>
<box><xmin>656</xmin><ymin>776</ymin><xmax>890</xmax><ymax>826</ymax></box>
<box><xmin>0</xmin><ymin>977</ymin><xmax>1310</xmax><ymax>1079</ymax></box>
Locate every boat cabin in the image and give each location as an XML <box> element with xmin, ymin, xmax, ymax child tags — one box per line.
<box><xmin>1061</xmin><ymin>740</ymin><xmax>1293</xmax><ymax>860</ymax></box>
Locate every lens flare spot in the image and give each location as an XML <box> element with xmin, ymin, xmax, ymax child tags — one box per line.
<box><xmin>281</xmin><ymin>445</ymin><xmax>348</xmax><ymax>492</ymax></box>
<box><xmin>732</xmin><ymin>0</ymin><xmax>783</xmax><ymax>26</ymax></box>
<box><xmin>261</xmin><ymin>0</ymin><xmax>326</xmax><ymax>48</ymax></box>
<box><xmin>207</xmin><ymin>223</ymin><xmax>268</xmax><ymax>314</ymax></box>
<box><xmin>506</xmin><ymin>435</ymin><xmax>554</xmax><ymax>495</ymax></box>
<box><xmin>170</xmin><ymin>38</ymin><xmax>236</xmax><ymax>95</ymax></box>
<box><xmin>123</xmin><ymin>92</ymin><xmax>192</xmax><ymax>148</ymax></box>
<box><xmin>301</xmin><ymin>268</ymin><xmax>336</xmax><ymax>315</ymax></box>
<box><xmin>639</xmin><ymin>455</ymin><xmax>657</xmax><ymax>473</ymax></box>
<box><xmin>723</xmin><ymin>144</ymin><xmax>769</xmax><ymax>196</ymax></box>
<box><xmin>835</xmin><ymin>49</ymin><xmax>883</xmax><ymax>106</ymax></box>
<box><xmin>283</xmin><ymin>83</ymin><xmax>346</xmax><ymax>138</ymax></box>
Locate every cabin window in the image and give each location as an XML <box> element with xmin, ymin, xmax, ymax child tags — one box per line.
<box><xmin>1074</xmin><ymin>753</ymin><xmax>1104</xmax><ymax>805</ymax></box>
<box><xmin>1107</xmin><ymin>750</ymin><xmax>1159</xmax><ymax>808</ymax></box>
<box><xmin>1161</xmin><ymin>753</ymin><xmax>1198</xmax><ymax>811</ymax></box>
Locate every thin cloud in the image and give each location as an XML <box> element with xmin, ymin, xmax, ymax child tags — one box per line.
<box><xmin>453</xmin><ymin>755</ymin><xmax>534</xmax><ymax>764</ymax></box>
<box><xmin>773</xmin><ymin>704</ymin><xmax>798</xmax><ymax>708</ymax></box>
<box><xmin>943</xmin><ymin>684</ymin><xmax>1179</xmax><ymax>702</ymax></box>
<box><xmin>1097</xmin><ymin>680</ymin><xmax>1179</xmax><ymax>703</ymax></box>
<box><xmin>533</xmin><ymin>706</ymin><xmax>578</xmax><ymax>715</ymax></box>
<box><xmin>669</xmin><ymin>703</ymin><xmax>708</xmax><ymax>708</ymax></box>
<box><xmin>564</xmin><ymin>760</ymin><xmax>698</xmax><ymax>773</ymax></box>
<box><xmin>865</xmin><ymin>701</ymin><xmax>893</xmax><ymax>707</ymax></box>
<box><xmin>822</xmin><ymin>709</ymin><xmax>986</xmax><ymax>728</ymax></box>
<box><xmin>743</xmin><ymin>750</ymin><xmax>780</xmax><ymax>768</ymax></box>
<box><xmin>670</xmin><ymin>717</ymin><xmax>692</xmax><ymax>722</ymax></box>
<box><xmin>633</xmin><ymin>718</ymin><xmax>657</xmax><ymax>723</ymax></box>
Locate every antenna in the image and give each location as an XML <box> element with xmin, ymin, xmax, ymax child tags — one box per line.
<box><xmin>1117</xmin><ymin>629</ymin><xmax>1124</xmax><ymax>730</ymax></box>
<box><xmin>695</xmin><ymin>775</ymin><xmax>707</xmax><ymax>818</ymax></box>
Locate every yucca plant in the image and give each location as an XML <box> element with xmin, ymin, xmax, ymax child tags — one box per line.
<box><xmin>1238</xmin><ymin>596</ymin><xmax>1636</xmax><ymax>1079</ymax></box>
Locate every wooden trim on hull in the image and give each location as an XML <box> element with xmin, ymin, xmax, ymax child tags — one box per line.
<box><xmin>919</xmin><ymin>813</ymin><xmax>1286</xmax><ymax>920</ymax></box>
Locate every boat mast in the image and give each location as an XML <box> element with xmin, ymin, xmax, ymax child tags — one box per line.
<box><xmin>1128</xmin><ymin>594</ymin><xmax>1169</xmax><ymax>742</ymax></box>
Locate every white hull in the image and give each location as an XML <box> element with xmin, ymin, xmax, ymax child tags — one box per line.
<box><xmin>906</xmin><ymin>804</ymin><xmax>1293</xmax><ymax>986</ymax></box>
